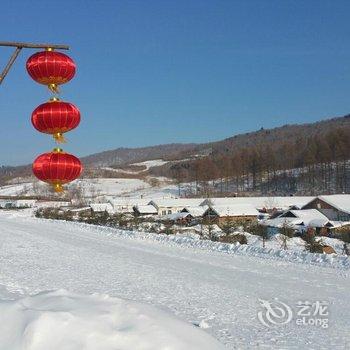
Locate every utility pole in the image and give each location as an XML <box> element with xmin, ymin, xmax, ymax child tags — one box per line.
<box><xmin>0</xmin><ymin>41</ymin><xmax>69</xmax><ymax>85</ymax></box>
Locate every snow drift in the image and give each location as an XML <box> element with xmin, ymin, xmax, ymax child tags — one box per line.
<box><xmin>0</xmin><ymin>290</ymin><xmax>224</xmax><ymax>350</ymax></box>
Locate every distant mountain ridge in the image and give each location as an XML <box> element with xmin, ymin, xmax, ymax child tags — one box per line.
<box><xmin>1</xmin><ymin>114</ymin><xmax>349</xmax><ymax>184</ymax></box>
<box><xmin>208</xmin><ymin>115</ymin><xmax>350</xmax><ymax>156</ymax></box>
<box><xmin>81</xmin><ymin>143</ymin><xmax>199</xmax><ymax>166</ymax></box>
<box><xmin>82</xmin><ymin>114</ymin><xmax>350</xmax><ymax>166</ymax></box>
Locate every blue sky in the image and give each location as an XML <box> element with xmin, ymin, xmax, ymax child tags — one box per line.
<box><xmin>1</xmin><ymin>0</ymin><xmax>350</xmax><ymax>165</ymax></box>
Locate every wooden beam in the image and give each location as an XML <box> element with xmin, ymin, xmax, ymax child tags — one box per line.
<box><xmin>0</xmin><ymin>47</ymin><xmax>22</xmax><ymax>85</ymax></box>
<box><xmin>0</xmin><ymin>41</ymin><xmax>69</xmax><ymax>50</ymax></box>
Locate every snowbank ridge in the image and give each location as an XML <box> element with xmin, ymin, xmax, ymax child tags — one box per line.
<box><xmin>73</xmin><ymin>221</ymin><xmax>350</xmax><ymax>271</ymax></box>
<box><xmin>0</xmin><ymin>290</ymin><xmax>224</xmax><ymax>350</ymax></box>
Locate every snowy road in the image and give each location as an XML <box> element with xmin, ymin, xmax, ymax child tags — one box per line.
<box><xmin>0</xmin><ymin>211</ymin><xmax>349</xmax><ymax>349</ymax></box>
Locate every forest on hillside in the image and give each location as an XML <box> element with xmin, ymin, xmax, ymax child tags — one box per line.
<box><xmin>158</xmin><ymin>126</ymin><xmax>350</xmax><ymax>196</ymax></box>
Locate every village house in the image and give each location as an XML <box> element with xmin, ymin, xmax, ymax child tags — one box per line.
<box><xmin>109</xmin><ymin>198</ymin><xmax>150</xmax><ymax>214</ymax></box>
<box><xmin>160</xmin><ymin>212</ymin><xmax>194</xmax><ymax>225</ymax></box>
<box><xmin>262</xmin><ymin>209</ymin><xmax>331</xmax><ymax>233</ymax></box>
<box><xmin>90</xmin><ymin>203</ymin><xmax>114</xmax><ymax>214</ymax></box>
<box><xmin>180</xmin><ymin>205</ymin><xmax>209</xmax><ymax>218</ymax></box>
<box><xmin>60</xmin><ymin>206</ymin><xmax>92</xmax><ymax>219</ymax></box>
<box><xmin>133</xmin><ymin>205</ymin><xmax>158</xmax><ymax>217</ymax></box>
<box><xmin>262</xmin><ymin>206</ymin><xmax>350</xmax><ymax>237</ymax></box>
<box><xmin>14</xmin><ymin>199</ymin><xmax>37</xmax><ymax>208</ymax></box>
<box><xmin>202</xmin><ymin>204</ymin><xmax>259</xmax><ymax>226</ymax></box>
<box><xmin>0</xmin><ymin>197</ymin><xmax>37</xmax><ymax>209</ymax></box>
<box><xmin>302</xmin><ymin>194</ymin><xmax>350</xmax><ymax>221</ymax></box>
<box><xmin>0</xmin><ymin>199</ymin><xmax>14</xmax><ymax>209</ymax></box>
<box><xmin>148</xmin><ymin>198</ymin><xmax>204</xmax><ymax>216</ymax></box>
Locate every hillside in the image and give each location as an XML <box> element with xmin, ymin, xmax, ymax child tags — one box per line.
<box><xmin>159</xmin><ymin>115</ymin><xmax>350</xmax><ymax>196</ymax></box>
<box><xmin>83</xmin><ymin>114</ymin><xmax>350</xmax><ymax>166</ymax></box>
<box><xmin>1</xmin><ymin>115</ymin><xmax>349</xmax><ymax>193</ymax></box>
<box><xmin>81</xmin><ymin>143</ymin><xmax>199</xmax><ymax>166</ymax></box>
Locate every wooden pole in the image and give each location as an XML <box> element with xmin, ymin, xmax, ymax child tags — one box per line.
<box><xmin>0</xmin><ymin>41</ymin><xmax>70</xmax><ymax>86</ymax></box>
<box><xmin>0</xmin><ymin>47</ymin><xmax>22</xmax><ymax>85</ymax></box>
<box><xmin>0</xmin><ymin>42</ymin><xmax>69</xmax><ymax>50</ymax></box>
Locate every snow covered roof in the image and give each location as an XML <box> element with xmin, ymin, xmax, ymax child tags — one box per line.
<box><xmin>265</xmin><ymin>209</ymin><xmax>331</xmax><ymax>228</ymax></box>
<box><xmin>14</xmin><ymin>199</ymin><xmax>37</xmax><ymax>205</ymax></box>
<box><xmin>280</xmin><ymin>209</ymin><xmax>329</xmax><ymax>222</ymax></box>
<box><xmin>90</xmin><ymin>203</ymin><xmax>114</xmax><ymax>213</ymax></box>
<box><xmin>35</xmin><ymin>201</ymin><xmax>71</xmax><ymax>208</ymax></box>
<box><xmin>208</xmin><ymin>204</ymin><xmax>259</xmax><ymax>217</ymax></box>
<box><xmin>316</xmin><ymin>194</ymin><xmax>350</xmax><ymax>214</ymax></box>
<box><xmin>150</xmin><ymin>198</ymin><xmax>204</xmax><ymax>209</ymax></box>
<box><xmin>262</xmin><ymin>217</ymin><xmax>302</xmax><ymax>229</ymax></box>
<box><xmin>134</xmin><ymin>205</ymin><xmax>158</xmax><ymax>214</ymax></box>
<box><xmin>68</xmin><ymin>207</ymin><xmax>91</xmax><ymax>213</ymax></box>
<box><xmin>181</xmin><ymin>205</ymin><xmax>208</xmax><ymax>217</ymax></box>
<box><xmin>109</xmin><ymin>198</ymin><xmax>151</xmax><ymax>207</ymax></box>
<box><xmin>161</xmin><ymin>212</ymin><xmax>193</xmax><ymax>221</ymax></box>
<box><xmin>201</xmin><ymin>196</ymin><xmax>315</xmax><ymax>210</ymax></box>
<box><xmin>327</xmin><ymin>220</ymin><xmax>350</xmax><ymax>228</ymax></box>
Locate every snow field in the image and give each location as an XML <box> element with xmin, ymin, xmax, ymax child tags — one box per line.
<box><xmin>0</xmin><ymin>210</ymin><xmax>349</xmax><ymax>349</ymax></box>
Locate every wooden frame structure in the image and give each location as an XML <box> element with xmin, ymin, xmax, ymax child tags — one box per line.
<box><xmin>0</xmin><ymin>41</ymin><xmax>69</xmax><ymax>85</ymax></box>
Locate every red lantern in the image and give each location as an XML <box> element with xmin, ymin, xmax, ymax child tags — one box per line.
<box><xmin>26</xmin><ymin>49</ymin><xmax>76</xmax><ymax>93</ymax></box>
<box><xmin>31</xmin><ymin>98</ymin><xmax>81</xmax><ymax>143</ymax></box>
<box><xmin>32</xmin><ymin>148</ymin><xmax>83</xmax><ymax>192</ymax></box>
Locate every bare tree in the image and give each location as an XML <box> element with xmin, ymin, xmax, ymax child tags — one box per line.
<box><xmin>278</xmin><ymin>221</ymin><xmax>295</xmax><ymax>250</ymax></box>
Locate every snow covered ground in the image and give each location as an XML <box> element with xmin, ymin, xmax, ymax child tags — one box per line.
<box><xmin>0</xmin><ymin>178</ymin><xmax>152</xmax><ymax>198</ymax></box>
<box><xmin>0</xmin><ymin>289</ymin><xmax>223</xmax><ymax>350</ymax></box>
<box><xmin>74</xmin><ymin>178</ymin><xmax>149</xmax><ymax>197</ymax></box>
<box><xmin>0</xmin><ymin>176</ymin><xmax>180</xmax><ymax>199</ymax></box>
<box><xmin>0</xmin><ymin>182</ymin><xmax>34</xmax><ymax>196</ymax></box>
<box><xmin>131</xmin><ymin>159</ymin><xmax>169</xmax><ymax>170</ymax></box>
<box><xmin>0</xmin><ymin>210</ymin><xmax>349</xmax><ymax>349</ymax></box>
<box><xmin>127</xmin><ymin>180</ymin><xmax>179</xmax><ymax>199</ymax></box>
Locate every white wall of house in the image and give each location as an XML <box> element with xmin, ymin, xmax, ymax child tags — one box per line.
<box><xmin>149</xmin><ymin>199</ymin><xmax>204</xmax><ymax>216</ymax></box>
<box><xmin>157</xmin><ymin>206</ymin><xmax>179</xmax><ymax>216</ymax></box>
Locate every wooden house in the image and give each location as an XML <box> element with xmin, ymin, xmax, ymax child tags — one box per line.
<box><xmin>302</xmin><ymin>195</ymin><xmax>350</xmax><ymax>221</ymax></box>
<box><xmin>160</xmin><ymin>212</ymin><xmax>194</xmax><ymax>225</ymax></box>
<box><xmin>202</xmin><ymin>204</ymin><xmax>259</xmax><ymax>226</ymax></box>
<box><xmin>133</xmin><ymin>205</ymin><xmax>158</xmax><ymax>217</ymax></box>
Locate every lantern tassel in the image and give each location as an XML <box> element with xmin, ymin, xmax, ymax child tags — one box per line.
<box><xmin>48</xmin><ymin>83</ymin><xmax>60</xmax><ymax>94</ymax></box>
<box><xmin>53</xmin><ymin>133</ymin><xmax>66</xmax><ymax>143</ymax></box>
<box><xmin>53</xmin><ymin>183</ymin><xmax>64</xmax><ymax>193</ymax></box>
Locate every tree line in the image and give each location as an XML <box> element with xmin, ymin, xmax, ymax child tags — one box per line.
<box><xmin>168</xmin><ymin>127</ymin><xmax>350</xmax><ymax>196</ymax></box>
